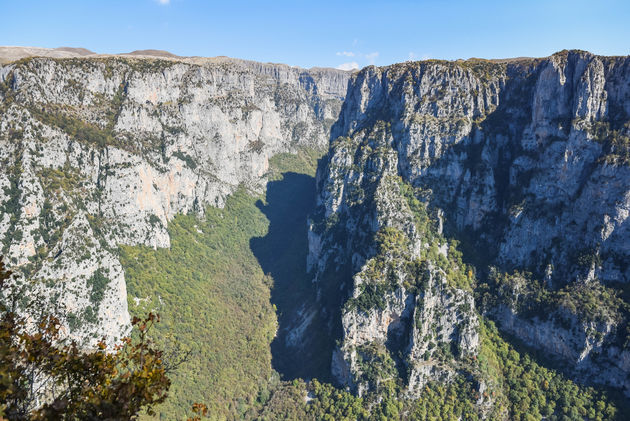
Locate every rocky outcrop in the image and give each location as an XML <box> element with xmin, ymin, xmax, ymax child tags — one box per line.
<box><xmin>483</xmin><ymin>270</ymin><xmax>630</xmax><ymax>394</ymax></box>
<box><xmin>0</xmin><ymin>55</ymin><xmax>350</xmax><ymax>346</ymax></box>
<box><xmin>308</xmin><ymin>50</ymin><xmax>630</xmax><ymax>396</ymax></box>
<box><xmin>308</xmin><ymin>120</ymin><xmax>480</xmax><ymax>396</ymax></box>
<box><xmin>496</xmin><ymin>305</ymin><xmax>630</xmax><ymax>393</ymax></box>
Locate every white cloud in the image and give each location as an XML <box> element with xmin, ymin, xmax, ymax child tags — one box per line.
<box><xmin>334</xmin><ymin>50</ymin><xmax>378</xmax><ymax>68</ymax></box>
<box><xmin>156</xmin><ymin>0</ymin><xmax>170</xmax><ymax>4</ymax></box>
<box><xmin>408</xmin><ymin>52</ymin><xmax>417</xmax><ymax>61</ymax></box>
<box><xmin>365</xmin><ymin>52</ymin><xmax>379</xmax><ymax>64</ymax></box>
<box><xmin>336</xmin><ymin>62</ymin><xmax>359</xmax><ymax>71</ymax></box>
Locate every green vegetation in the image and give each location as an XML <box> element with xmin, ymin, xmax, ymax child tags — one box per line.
<box><xmin>604</xmin><ymin>130</ymin><xmax>630</xmax><ymax>165</ymax></box>
<box><xmin>400</xmin><ymin>180</ymin><xmax>475</xmax><ymax>291</ymax></box>
<box><xmin>342</xmin><ymin>178</ymin><xmax>473</xmax><ymax>314</ymax></box>
<box><xmin>375</xmin><ymin>226</ymin><xmax>410</xmax><ymax>258</ymax></box>
<box><xmin>171</xmin><ymin>151</ymin><xmax>198</xmax><ymax>169</ymax></box>
<box><xmin>477</xmin><ymin>320</ymin><xmax>623</xmax><ymax>421</ymax></box>
<box><xmin>30</xmin><ymin>104</ymin><xmax>117</xmax><ymax>148</ymax></box>
<box><xmin>119</xmin><ymin>148</ymin><xmax>323</xmax><ymax>419</ymax></box>
<box><xmin>576</xmin><ymin>119</ymin><xmax>630</xmax><ymax>166</ymax></box>
<box><xmin>557</xmin><ymin>281</ymin><xmax>629</xmax><ymax>325</ymax></box>
<box><xmin>457</xmin><ymin>59</ymin><xmax>506</xmax><ymax>81</ymax></box>
<box><xmin>323</xmin><ymin>166</ymin><xmax>626</xmax><ymax>419</ymax></box>
<box><xmin>252</xmin><ymin>378</ymin><xmax>370</xmax><ymax>421</ymax></box>
<box><xmin>1</xmin><ymin>259</ymin><xmax>171</xmax><ymax>420</ymax></box>
<box><xmin>120</xmin><ymin>187</ymin><xmax>276</xmax><ymax>420</ymax></box>
<box><xmin>38</xmin><ymin>166</ymin><xmax>83</xmax><ymax>193</ymax></box>
<box><xmin>87</xmin><ymin>267</ymin><xmax>110</xmax><ymax>307</ymax></box>
<box><xmin>346</xmin><ymin>281</ymin><xmax>394</xmax><ymax>313</ymax></box>
<box><xmin>355</xmin><ymin>343</ymin><xmax>399</xmax><ymax>395</ymax></box>
<box><xmin>337</xmin><ymin>172</ymin><xmax>473</xmax><ymax>318</ymax></box>
<box><xmin>344</xmin><ymin>228</ymin><xmax>408</xmax><ymax>313</ymax></box>
<box><xmin>0</xmin><ymin>151</ymin><xmax>24</xmax><ymax>258</ymax></box>
<box><xmin>250</xmin><ymin>317</ymin><xmax>626</xmax><ymax>420</ymax></box>
<box><xmin>267</xmin><ymin>146</ymin><xmax>324</xmax><ymax>178</ymax></box>
<box><xmin>0</xmin><ymin>70</ymin><xmax>17</xmax><ymax>113</ymax></box>
<box><xmin>127</xmin><ymin>58</ymin><xmax>178</xmax><ymax>74</ymax></box>
<box><xmin>26</xmin><ymin>76</ymin><xmax>127</xmax><ymax>150</ymax></box>
<box><xmin>406</xmin><ymin>378</ymin><xmax>482</xmax><ymax>420</ymax></box>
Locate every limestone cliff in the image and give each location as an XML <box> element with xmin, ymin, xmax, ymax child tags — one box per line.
<box><xmin>0</xmin><ymin>54</ymin><xmax>350</xmax><ymax>347</ymax></box>
<box><xmin>307</xmin><ymin>50</ymin><xmax>630</xmax><ymax>397</ymax></box>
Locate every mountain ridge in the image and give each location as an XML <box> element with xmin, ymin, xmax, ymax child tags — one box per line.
<box><xmin>5</xmin><ymin>45</ymin><xmax>623</xmax><ymax>70</ymax></box>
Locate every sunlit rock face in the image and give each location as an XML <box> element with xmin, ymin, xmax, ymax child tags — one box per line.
<box><xmin>0</xmin><ymin>55</ymin><xmax>350</xmax><ymax>347</ymax></box>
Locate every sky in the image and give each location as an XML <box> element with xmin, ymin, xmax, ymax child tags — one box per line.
<box><xmin>1</xmin><ymin>0</ymin><xmax>629</xmax><ymax>69</ymax></box>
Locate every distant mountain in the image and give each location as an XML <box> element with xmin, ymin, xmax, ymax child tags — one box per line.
<box><xmin>53</xmin><ymin>46</ymin><xmax>96</xmax><ymax>56</ymax></box>
<box><xmin>0</xmin><ymin>46</ymin><xmax>180</xmax><ymax>63</ymax></box>
<box><xmin>0</xmin><ymin>46</ymin><xmax>96</xmax><ymax>63</ymax></box>
<box><xmin>121</xmin><ymin>49</ymin><xmax>180</xmax><ymax>58</ymax></box>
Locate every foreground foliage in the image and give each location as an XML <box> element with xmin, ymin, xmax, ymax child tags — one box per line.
<box><xmin>0</xmin><ymin>258</ymin><xmax>171</xmax><ymax>420</ymax></box>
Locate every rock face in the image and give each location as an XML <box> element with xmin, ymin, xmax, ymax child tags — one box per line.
<box><xmin>0</xmin><ymin>55</ymin><xmax>350</xmax><ymax>347</ymax></box>
<box><xmin>333</xmin><ymin>51</ymin><xmax>630</xmax><ymax>283</ymax></box>
<box><xmin>307</xmin><ymin>50</ymin><xmax>630</xmax><ymax>395</ymax></box>
<box><xmin>308</xmin><ymin>120</ymin><xmax>480</xmax><ymax>396</ymax></box>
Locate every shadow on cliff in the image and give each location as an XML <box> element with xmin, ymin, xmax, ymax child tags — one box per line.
<box><xmin>403</xmin><ymin>61</ymin><xmax>630</xmax><ymax>398</ymax></box>
<box><xmin>250</xmin><ymin>172</ymin><xmax>334</xmax><ymax>382</ymax></box>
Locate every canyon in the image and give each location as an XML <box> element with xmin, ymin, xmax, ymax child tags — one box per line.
<box><xmin>0</xmin><ymin>48</ymin><xmax>628</xmax><ymax>419</ymax></box>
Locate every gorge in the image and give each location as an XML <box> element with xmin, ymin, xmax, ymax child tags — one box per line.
<box><xmin>0</xmin><ymin>48</ymin><xmax>629</xmax><ymax>419</ymax></box>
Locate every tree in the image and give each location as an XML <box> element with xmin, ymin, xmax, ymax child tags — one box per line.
<box><xmin>0</xmin><ymin>257</ymin><xmax>171</xmax><ymax>420</ymax></box>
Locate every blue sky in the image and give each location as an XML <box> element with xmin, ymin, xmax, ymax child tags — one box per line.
<box><xmin>2</xmin><ymin>0</ymin><xmax>629</xmax><ymax>69</ymax></box>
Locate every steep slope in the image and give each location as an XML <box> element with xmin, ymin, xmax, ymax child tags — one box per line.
<box><xmin>307</xmin><ymin>50</ymin><xmax>630</xmax><ymax>402</ymax></box>
<box><xmin>308</xmin><ymin>124</ymin><xmax>481</xmax><ymax>398</ymax></box>
<box><xmin>0</xmin><ymin>55</ymin><xmax>349</xmax><ymax>348</ymax></box>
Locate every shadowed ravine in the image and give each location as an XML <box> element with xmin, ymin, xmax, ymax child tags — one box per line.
<box><xmin>251</xmin><ymin>172</ymin><xmax>335</xmax><ymax>382</ymax></box>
